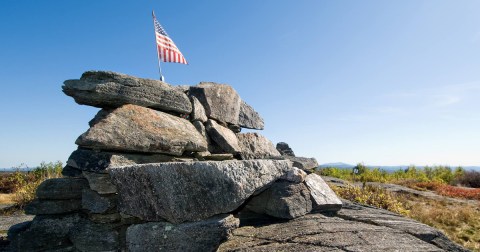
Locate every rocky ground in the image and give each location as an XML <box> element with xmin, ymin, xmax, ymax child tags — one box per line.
<box><xmin>220</xmin><ymin>200</ymin><xmax>468</xmax><ymax>252</ymax></box>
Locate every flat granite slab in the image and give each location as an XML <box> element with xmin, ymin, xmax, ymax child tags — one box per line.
<box><xmin>219</xmin><ymin>201</ymin><xmax>467</xmax><ymax>252</ymax></box>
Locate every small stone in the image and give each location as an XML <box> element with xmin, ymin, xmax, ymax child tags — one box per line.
<box><xmin>89</xmin><ymin>213</ymin><xmax>122</xmax><ymax>224</ymax></box>
<box><xmin>281</xmin><ymin>167</ymin><xmax>307</xmax><ymax>183</ymax></box>
<box><xmin>286</xmin><ymin>156</ymin><xmax>319</xmax><ymax>171</ymax></box>
<box><xmin>205</xmin><ymin>153</ymin><xmax>234</xmax><ymax>161</ymax></box>
<box><xmin>189</xmin><ymin>82</ymin><xmax>241</xmax><ymax>124</ymax></box>
<box><xmin>205</xmin><ymin>119</ymin><xmax>241</xmax><ymax>153</ymax></box>
<box><xmin>190</xmin><ymin>96</ymin><xmax>208</xmax><ymax>122</ymax></box>
<box><xmin>36</xmin><ymin>178</ymin><xmax>88</xmax><ymax>200</ymax></box>
<box><xmin>237</xmin><ymin>133</ymin><xmax>281</xmax><ymax>159</ymax></box>
<box><xmin>304</xmin><ymin>174</ymin><xmax>342</xmax><ymax>213</ymax></box>
<box><xmin>82</xmin><ymin>188</ymin><xmax>117</xmax><ymax>214</ymax></box>
<box><xmin>126</xmin><ymin>214</ymin><xmax>239</xmax><ymax>252</ymax></box>
<box><xmin>238</xmin><ymin>100</ymin><xmax>264</xmax><ymax>130</ymax></box>
<box><xmin>25</xmin><ymin>199</ymin><xmax>82</xmax><ymax>215</ymax></box>
<box><xmin>82</xmin><ymin>171</ymin><xmax>117</xmax><ymax>194</ymax></box>
<box><xmin>246</xmin><ymin>181</ymin><xmax>312</xmax><ymax>219</ymax></box>
<box><xmin>75</xmin><ymin>104</ymin><xmax>207</xmax><ymax>155</ymax></box>
<box><xmin>276</xmin><ymin>142</ymin><xmax>295</xmax><ymax>157</ymax></box>
<box><xmin>62</xmin><ymin>70</ymin><xmax>192</xmax><ymax>113</ymax></box>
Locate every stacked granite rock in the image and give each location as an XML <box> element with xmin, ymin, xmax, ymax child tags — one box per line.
<box><xmin>8</xmin><ymin>71</ymin><xmax>342</xmax><ymax>252</ymax></box>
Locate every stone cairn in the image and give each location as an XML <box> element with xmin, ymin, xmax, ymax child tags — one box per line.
<box><xmin>8</xmin><ymin>71</ymin><xmax>342</xmax><ymax>252</ymax></box>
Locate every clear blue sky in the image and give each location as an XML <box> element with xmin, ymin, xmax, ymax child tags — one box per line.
<box><xmin>1</xmin><ymin>1</ymin><xmax>479</xmax><ymax>168</ymax></box>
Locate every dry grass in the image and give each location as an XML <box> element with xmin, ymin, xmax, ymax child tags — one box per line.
<box><xmin>330</xmin><ymin>183</ymin><xmax>480</xmax><ymax>251</ymax></box>
<box><xmin>0</xmin><ymin>193</ymin><xmax>14</xmax><ymax>205</ymax></box>
<box><xmin>404</xmin><ymin>195</ymin><xmax>480</xmax><ymax>251</ymax></box>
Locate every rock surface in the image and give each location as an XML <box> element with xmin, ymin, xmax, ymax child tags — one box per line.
<box><xmin>280</xmin><ymin>167</ymin><xmax>307</xmax><ymax>183</ymax></box>
<box><xmin>127</xmin><ymin>214</ymin><xmax>239</xmax><ymax>252</ymax></box>
<box><xmin>24</xmin><ymin>199</ymin><xmax>82</xmax><ymax>215</ymax></box>
<box><xmin>246</xmin><ymin>181</ymin><xmax>312</xmax><ymax>219</ymax></box>
<box><xmin>11</xmin><ymin>214</ymin><xmax>81</xmax><ymax>251</ymax></box>
<box><xmin>237</xmin><ymin>133</ymin><xmax>281</xmax><ymax>159</ymax></box>
<box><xmin>276</xmin><ymin>142</ymin><xmax>295</xmax><ymax>157</ymax></box>
<box><xmin>82</xmin><ymin>189</ymin><xmax>117</xmax><ymax>214</ymax></box>
<box><xmin>189</xmin><ymin>82</ymin><xmax>241</xmax><ymax>124</ymax></box>
<box><xmin>76</xmin><ymin>104</ymin><xmax>207</xmax><ymax>155</ymax></box>
<box><xmin>36</xmin><ymin>178</ymin><xmax>88</xmax><ymax>200</ymax></box>
<box><xmin>286</xmin><ymin>156</ymin><xmax>319</xmax><ymax>171</ymax></box>
<box><xmin>238</xmin><ymin>100</ymin><xmax>264</xmax><ymax>130</ymax></box>
<box><xmin>190</xmin><ymin>96</ymin><xmax>208</xmax><ymax>122</ymax></box>
<box><xmin>108</xmin><ymin>160</ymin><xmax>292</xmax><ymax>223</ymax></box>
<box><xmin>65</xmin><ymin>148</ymin><xmax>185</xmax><ymax>174</ymax></box>
<box><xmin>219</xmin><ymin>201</ymin><xmax>467</xmax><ymax>252</ymax></box>
<box><xmin>69</xmin><ymin>219</ymin><xmax>121</xmax><ymax>252</ymax></box>
<box><xmin>83</xmin><ymin>171</ymin><xmax>117</xmax><ymax>194</ymax></box>
<box><xmin>305</xmin><ymin>174</ymin><xmax>342</xmax><ymax>212</ymax></box>
<box><xmin>63</xmin><ymin>70</ymin><xmax>192</xmax><ymax>113</ymax></box>
<box><xmin>205</xmin><ymin>119</ymin><xmax>241</xmax><ymax>153</ymax></box>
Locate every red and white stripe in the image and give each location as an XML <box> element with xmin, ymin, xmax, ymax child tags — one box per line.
<box><xmin>155</xmin><ymin>32</ymin><xmax>187</xmax><ymax>64</ymax></box>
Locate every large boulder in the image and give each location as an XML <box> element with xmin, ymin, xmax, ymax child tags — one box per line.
<box><xmin>76</xmin><ymin>104</ymin><xmax>207</xmax><ymax>155</ymax></box>
<box><xmin>304</xmin><ymin>174</ymin><xmax>342</xmax><ymax>213</ymax></box>
<box><xmin>108</xmin><ymin>160</ymin><xmax>293</xmax><ymax>223</ymax></box>
<box><xmin>127</xmin><ymin>214</ymin><xmax>239</xmax><ymax>252</ymax></box>
<box><xmin>246</xmin><ymin>181</ymin><xmax>312</xmax><ymax>219</ymax></box>
<box><xmin>189</xmin><ymin>82</ymin><xmax>241</xmax><ymax>125</ymax></box>
<box><xmin>238</xmin><ymin>100</ymin><xmax>264</xmax><ymax>130</ymax></box>
<box><xmin>205</xmin><ymin>119</ymin><xmax>241</xmax><ymax>153</ymax></box>
<box><xmin>62</xmin><ymin>71</ymin><xmax>192</xmax><ymax>113</ymax></box>
<box><xmin>236</xmin><ymin>133</ymin><xmax>281</xmax><ymax>159</ymax></box>
<box><xmin>83</xmin><ymin>172</ymin><xmax>117</xmax><ymax>194</ymax></box>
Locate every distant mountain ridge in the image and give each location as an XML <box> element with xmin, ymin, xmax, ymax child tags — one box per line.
<box><xmin>319</xmin><ymin>163</ymin><xmax>480</xmax><ymax>172</ymax></box>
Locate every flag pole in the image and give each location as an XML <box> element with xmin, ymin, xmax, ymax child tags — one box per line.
<box><xmin>152</xmin><ymin>10</ymin><xmax>165</xmax><ymax>82</ymax></box>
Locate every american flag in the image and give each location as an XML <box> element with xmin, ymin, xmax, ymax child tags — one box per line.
<box><xmin>152</xmin><ymin>12</ymin><xmax>188</xmax><ymax>64</ymax></box>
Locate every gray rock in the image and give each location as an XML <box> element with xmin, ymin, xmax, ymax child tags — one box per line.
<box><xmin>62</xmin><ymin>165</ymin><xmax>84</xmax><ymax>177</ymax></box>
<box><xmin>62</xmin><ymin>70</ymin><xmax>192</xmax><ymax>113</ymax></box>
<box><xmin>276</xmin><ymin>142</ymin><xmax>295</xmax><ymax>157</ymax></box>
<box><xmin>246</xmin><ymin>181</ymin><xmax>312</xmax><ymax>219</ymax></box>
<box><xmin>89</xmin><ymin>213</ymin><xmax>122</xmax><ymax>224</ymax></box>
<box><xmin>281</xmin><ymin>167</ymin><xmax>307</xmax><ymax>183</ymax></box>
<box><xmin>190</xmin><ymin>96</ymin><xmax>208</xmax><ymax>122</ymax></box>
<box><xmin>236</xmin><ymin>133</ymin><xmax>281</xmax><ymax>159</ymax></box>
<box><xmin>36</xmin><ymin>178</ymin><xmax>88</xmax><ymax>200</ymax></box>
<box><xmin>218</xmin><ymin>211</ymin><xmax>452</xmax><ymax>252</ymax></box>
<box><xmin>12</xmin><ymin>214</ymin><xmax>81</xmax><ymax>251</ymax></box>
<box><xmin>228</xmin><ymin>124</ymin><xmax>241</xmax><ymax>133</ymax></box>
<box><xmin>205</xmin><ymin>119</ymin><xmax>241</xmax><ymax>153</ymax></box>
<box><xmin>189</xmin><ymin>82</ymin><xmax>241</xmax><ymax>124</ymax></box>
<box><xmin>238</xmin><ymin>100</ymin><xmax>264</xmax><ymax>130</ymax></box>
<box><xmin>25</xmin><ymin>199</ymin><xmax>82</xmax><ymax>215</ymax></box>
<box><xmin>76</xmin><ymin>104</ymin><xmax>207</xmax><ymax>155</ymax></box>
<box><xmin>65</xmin><ymin>148</ymin><xmax>186</xmax><ymax>174</ymax></box>
<box><xmin>82</xmin><ymin>189</ymin><xmax>117</xmax><ymax>214</ymax></box>
<box><xmin>108</xmin><ymin>160</ymin><xmax>292</xmax><ymax>223</ymax></box>
<box><xmin>174</xmin><ymin>84</ymin><xmax>191</xmax><ymax>94</ymax></box>
<box><xmin>304</xmin><ymin>174</ymin><xmax>342</xmax><ymax>213</ymax></box>
<box><xmin>127</xmin><ymin>214</ymin><xmax>239</xmax><ymax>252</ymax></box>
<box><xmin>286</xmin><ymin>156</ymin><xmax>319</xmax><ymax>171</ymax></box>
<box><xmin>83</xmin><ymin>171</ymin><xmax>117</xmax><ymax>194</ymax></box>
<box><xmin>205</xmin><ymin>153</ymin><xmax>235</xmax><ymax>161</ymax></box>
<box><xmin>7</xmin><ymin>221</ymin><xmax>31</xmax><ymax>251</ymax></box>
<box><xmin>69</xmin><ymin>219</ymin><xmax>120</xmax><ymax>252</ymax></box>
